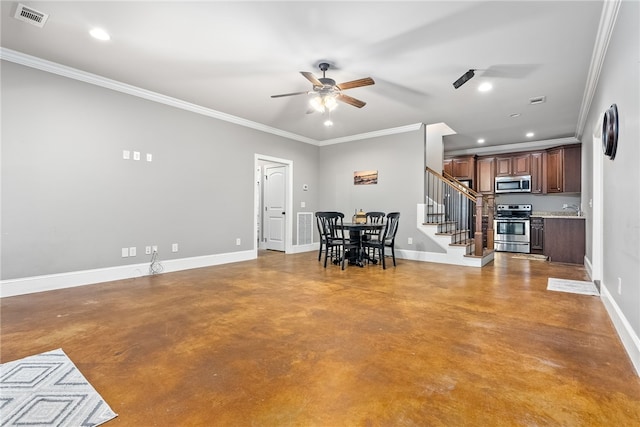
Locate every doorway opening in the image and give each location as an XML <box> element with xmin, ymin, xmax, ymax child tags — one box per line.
<box><xmin>254</xmin><ymin>154</ymin><xmax>293</xmax><ymax>255</ymax></box>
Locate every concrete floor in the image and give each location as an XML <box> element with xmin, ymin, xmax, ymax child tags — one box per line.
<box><xmin>1</xmin><ymin>251</ymin><xmax>639</xmax><ymax>426</ymax></box>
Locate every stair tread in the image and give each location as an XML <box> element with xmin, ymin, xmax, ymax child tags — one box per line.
<box><xmin>464</xmin><ymin>248</ymin><xmax>495</xmax><ymax>259</ymax></box>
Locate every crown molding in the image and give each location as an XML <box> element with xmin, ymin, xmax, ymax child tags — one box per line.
<box><xmin>1</xmin><ymin>48</ymin><xmax>426</xmax><ymax>147</ymax></box>
<box><xmin>575</xmin><ymin>0</ymin><xmax>621</xmax><ymax>140</ymax></box>
<box><xmin>444</xmin><ymin>137</ymin><xmax>580</xmax><ymax>157</ymax></box>
<box><xmin>316</xmin><ymin>123</ymin><xmax>424</xmax><ymax>146</ymax></box>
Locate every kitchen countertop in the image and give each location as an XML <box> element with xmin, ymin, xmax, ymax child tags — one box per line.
<box><xmin>531</xmin><ymin>211</ymin><xmax>585</xmax><ymax>219</ymax></box>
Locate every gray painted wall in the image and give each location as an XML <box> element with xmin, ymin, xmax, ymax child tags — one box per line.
<box><xmin>318</xmin><ymin>129</ymin><xmax>444</xmax><ymax>253</ymax></box>
<box><xmin>1</xmin><ymin>61</ymin><xmax>319</xmax><ymax>280</ymax></box>
<box><xmin>583</xmin><ymin>1</ymin><xmax>639</xmax><ymax>337</ymax></box>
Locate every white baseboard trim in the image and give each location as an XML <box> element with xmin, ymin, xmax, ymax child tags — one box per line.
<box><xmin>0</xmin><ymin>250</ymin><xmax>256</xmax><ymax>298</ymax></box>
<box><xmin>600</xmin><ymin>282</ymin><xmax>640</xmax><ymax>376</ymax></box>
<box><xmin>584</xmin><ymin>255</ymin><xmax>593</xmax><ymax>279</ymax></box>
<box><xmin>289</xmin><ymin>243</ymin><xmax>319</xmax><ymax>254</ymax></box>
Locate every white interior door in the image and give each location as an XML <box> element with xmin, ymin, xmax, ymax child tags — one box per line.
<box><xmin>264</xmin><ymin>165</ymin><xmax>286</xmax><ymax>251</ymax></box>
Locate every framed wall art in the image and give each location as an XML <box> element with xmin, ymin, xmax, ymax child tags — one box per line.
<box><xmin>354</xmin><ymin>170</ymin><xmax>378</xmax><ymax>185</ymax></box>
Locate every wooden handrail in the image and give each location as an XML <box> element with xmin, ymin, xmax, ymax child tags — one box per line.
<box><xmin>425</xmin><ymin>167</ymin><xmax>477</xmax><ymax>202</ymax></box>
<box><xmin>441</xmin><ymin>170</ymin><xmax>480</xmax><ymax>199</ymax></box>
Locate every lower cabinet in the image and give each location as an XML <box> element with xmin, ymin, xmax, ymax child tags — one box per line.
<box><xmin>530</xmin><ymin>217</ymin><xmax>544</xmax><ymax>254</ymax></box>
<box><xmin>542</xmin><ymin>218</ymin><xmax>585</xmax><ymax>264</ymax></box>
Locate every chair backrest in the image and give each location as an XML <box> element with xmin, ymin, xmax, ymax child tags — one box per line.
<box><xmin>366</xmin><ymin>211</ymin><xmax>385</xmax><ymax>224</ymax></box>
<box><xmin>315</xmin><ymin>211</ymin><xmax>345</xmax><ymax>242</ymax></box>
<box><xmin>382</xmin><ymin>212</ymin><xmax>400</xmax><ymax>242</ymax></box>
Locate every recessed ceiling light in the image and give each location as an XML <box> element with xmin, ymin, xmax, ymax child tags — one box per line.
<box><xmin>478</xmin><ymin>82</ymin><xmax>492</xmax><ymax>92</ymax></box>
<box><xmin>526</xmin><ymin>132</ymin><xmax>535</xmax><ymax>138</ymax></box>
<box><xmin>477</xmin><ymin>138</ymin><xmax>485</xmax><ymax>144</ymax></box>
<box><xmin>90</xmin><ymin>28</ymin><xmax>110</xmax><ymax>41</ymax></box>
<box><xmin>323</xmin><ymin>119</ymin><xmax>333</xmax><ymax>127</ymax></box>
<box><xmin>509</xmin><ymin>113</ymin><xmax>521</xmax><ymax>118</ymax></box>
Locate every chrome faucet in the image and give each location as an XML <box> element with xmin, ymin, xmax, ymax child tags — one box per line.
<box><xmin>563</xmin><ymin>203</ymin><xmax>582</xmax><ymax>216</ymax></box>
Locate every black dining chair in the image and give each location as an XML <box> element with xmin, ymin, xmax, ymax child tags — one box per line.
<box><xmin>363</xmin><ymin>211</ymin><xmax>385</xmax><ymax>261</ymax></box>
<box><xmin>315</xmin><ymin>211</ymin><xmax>340</xmax><ymax>262</ymax></box>
<box><xmin>316</xmin><ymin>211</ymin><xmax>359</xmax><ymax>270</ymax></box>
<box><xmin>362</xmin><ymin>212</ymin><xmax>400</xmax><ymax>269</ymax></box>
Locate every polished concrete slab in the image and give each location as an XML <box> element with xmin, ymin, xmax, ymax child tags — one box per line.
<box><xmin>2</xmin><ymin>252</ymin><xmax>639</xmax><ymax>425</ymax></box>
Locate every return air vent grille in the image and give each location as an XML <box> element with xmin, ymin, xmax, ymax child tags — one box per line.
<box><xmin>297</xmin><ymin>212</ymin><xmax>313</xmax><ymax>245</ymax></box>
<box><xmin>14</xmin><ymin>3</ymin><xmax>48</xmax><ymax>28</ymax></box>
<box><xmin>529</xmin><ymin>96</ymin><xmax>547</xmax><ymax>105</ymax></box>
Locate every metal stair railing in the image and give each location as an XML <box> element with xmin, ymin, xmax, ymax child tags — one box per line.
<box><xmin>425</xmin><ymin>167</ymin><xmax>493</xmax><ymax>256</ymax></box>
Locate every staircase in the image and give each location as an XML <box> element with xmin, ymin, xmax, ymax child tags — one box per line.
<box><xmin>415</xmin><ymin>168</ymin><xmax>494</xmax><ymax>267</ymax></box>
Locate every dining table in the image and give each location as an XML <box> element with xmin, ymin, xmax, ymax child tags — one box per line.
<box><xmin>339</xmin><ymin>222</ymin><xmax>385</xmax><ymax>267</ymax></box>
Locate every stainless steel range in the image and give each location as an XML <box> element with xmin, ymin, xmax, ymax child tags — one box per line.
<box><xmin>494</xmin><ymin>204</ymin><xmax>532</xmax><ymax>253</ymax></box>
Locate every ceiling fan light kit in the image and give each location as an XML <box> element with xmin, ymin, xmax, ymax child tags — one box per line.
<box><xmin>272</xmin><ymin>62</ymin><xmax>375</xmax><ymax>116</ymax></box>
<box><xmin>310</xmin><ymin>94</ymin><xmax>338</xmax><ymax>113</ymax></box>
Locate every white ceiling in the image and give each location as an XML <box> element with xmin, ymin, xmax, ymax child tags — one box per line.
<box><xmin>0</xmin><ymin>1</ymin><xmax>605</xmax><ymax>152</ymax></box>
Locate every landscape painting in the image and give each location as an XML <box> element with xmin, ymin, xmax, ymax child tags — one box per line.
<box><xmin>354</xmin><ymin>170</ymin><xmax>378</xmax><ymax>185</ymax></box>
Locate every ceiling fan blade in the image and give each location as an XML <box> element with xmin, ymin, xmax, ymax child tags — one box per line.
<box><xmin>337</xmin><ymin>77</ymin><xmax>375</xmax><ymax>90</ymax></box>
<box><xmin>271</xmin><ymin>91</ymin><xmax>309</xmax><ymax>98</ymax></box>
<box><xmin>300</xmin><ymin>71</ymin><xmax>322</xmax><ymax>86</ymax></box>
<box><xmin>337</xmin><ymin>93</ymin><xmax>366</xmax><ymax>108</ymax></box>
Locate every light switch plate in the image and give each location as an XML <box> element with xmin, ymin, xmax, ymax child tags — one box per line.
<box><xmin>123</xmin><ymin>150</ymin><xmax>130</xmax><ymax>160</ymax></box>
<box><xmin>133</xmin><ymin>151</ymin><xmax>141</xmax><ymax>161</ymax></box>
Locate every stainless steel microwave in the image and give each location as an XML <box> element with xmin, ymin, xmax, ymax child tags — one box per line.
<box><xmin>495</xmin><ymin>175</ymin><xmax>531</xmax><ymax>193</ymax></box>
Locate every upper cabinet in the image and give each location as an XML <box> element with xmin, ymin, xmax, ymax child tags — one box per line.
<box><xmin>495</xmin><ymin>153</ymin><xmax>531</xmax><ymax>177</ymax></box>
<box><xmin>546</xmin><ymin>144</ymin><xmax>581</xmax><ymax>193</ymax></box>
<box><xmin>444</xmin><ymin>155</ymin><xmax>475</xmax><ymax>181</ymax></box>
<box><xmin>530</xmin><ymin>152</ymin><xmax>544</xmax><ymax>194</ymax></box>
<box><xmin>444</xmin><ymin>144</ymin><xmax>581</xmax><ymax>195</ymax></box>
<box><xmin>476</xmin><ymin>157</ymin><xmax>495</xmax><ymax>194</ymax></box>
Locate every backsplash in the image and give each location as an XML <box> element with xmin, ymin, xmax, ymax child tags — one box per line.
<box><xmin>493</xmin><ymin>193</ymin><xmax>581</xmax><ymax>213</ymax></box>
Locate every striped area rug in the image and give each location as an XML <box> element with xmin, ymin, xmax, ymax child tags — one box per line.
<box><xmin>0</xmin><ymin>348</ymin><xmax>117</xmax><ymax>426</ymax></box>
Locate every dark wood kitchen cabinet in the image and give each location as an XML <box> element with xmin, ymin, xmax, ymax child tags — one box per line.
<box><xmin>530</xmin><ymin>217</ymin><xmax>544</xmax><ymax>254</ymax></box>
<box><xmin>443</xmin><ymin>155</ymin><xmax>476</xmax><ymax>187</ymax></box>
<box><xmin>476</xmin><ymin>157</ymin><xmax>495</xmax><ymax>193</ymax></box>
<box><xmin>530</xmin><ymin>151</ymin><xmax>544</xmax><ymax>194</ymax></box>
<box><xmin>495</xmin><ymin>153</ymin><xmax>531</xmax><ymax>177</ymax></box>
<box><xmin>543</xmin><ymin>218</ymin><xmax>585</xmax><ymax>264</ymax></box>
<box><xmin>546</xmin><ymin>145</ymin><xmax>581</xmax><ymax>193</ymax></box>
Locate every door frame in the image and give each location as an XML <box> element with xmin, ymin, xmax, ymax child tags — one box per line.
<box><xmin>591</xmin><ymin>114</ymin><xmax>604</xmax><ymax>281</ymax></box>
<box><xmin>254</xmin><ymin>154</ymin><xmax>293</xmax><ymax>254</ymax></box>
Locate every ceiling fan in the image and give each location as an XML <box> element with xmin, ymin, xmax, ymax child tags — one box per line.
<box><xmin>271</xmin><ymin>63</ymin><xmax>375</xmax><ymax>112</ymax></box>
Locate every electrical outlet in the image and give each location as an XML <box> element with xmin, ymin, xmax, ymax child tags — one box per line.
<box><xmin>618</xmin><ymin>277</ymin><xmax>622</xmax><ymax>295</ymax></box>
<box><xmin>122</xmin><ymin>150</ymin><xmax>130</xmax><ymax>160</ymax></box>
<box><xmin>145</xmin><ymin>246</ymin><xmax>151</xmax><ymax>255</ymax></box>
<box><xmin>408</xmin><ymin>237</ymin><xmax>413</xmax><ymax>244</ymax></box>
<box><xmin>133</xmin><ymin>151</ymin><xmax>141</xmax><ymax>161</ymax></box>
<box><xmin>121</xmin><ymin>248</ymin><xmax>129</xmax><ymax>258</ymax></box>
<box><xmin>236</xmin><ymin>238</ymin><xmax>241</xmax><ymax>246</ymax></box>
<box><xmin>146</xmin><ymin>153</ymin><xmax>152</xmax><ymax>162</ymax></box>
<box><xmin>301</xmin><ymin>201</ymin><xmax>306</xmax><ymax>208</ymax></box>
<box><xmin>172</xmin><ymin>243</ymin><xmax>178</xmax><ymax>252</ymax></box>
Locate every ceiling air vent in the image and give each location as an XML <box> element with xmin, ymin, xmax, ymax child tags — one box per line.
<box><xmin>529</xmin><ymin>96</ymin><xmax>547</xmax><ymax>105</ymax></box>
<box><xmin>14</xmin><ymin>3</ymin><xmax>49</xmax><ymax>28</ymax></box>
